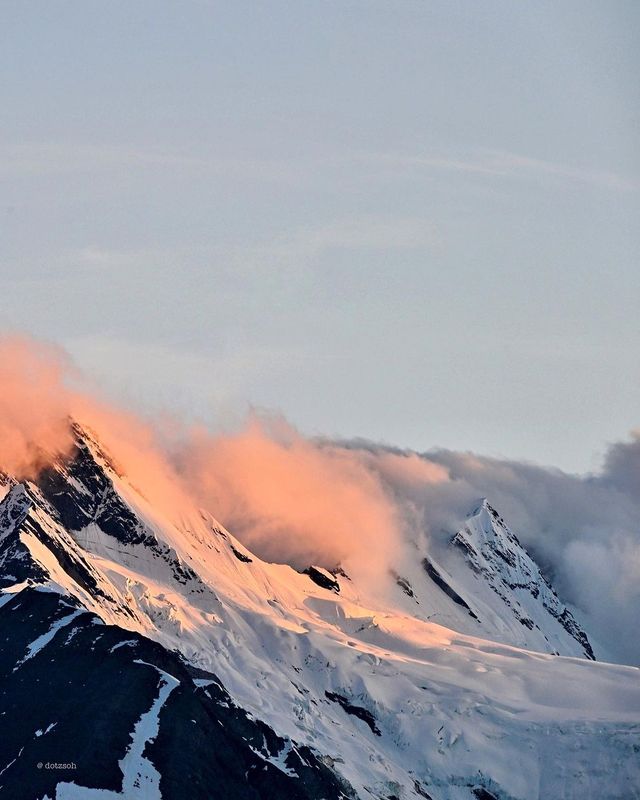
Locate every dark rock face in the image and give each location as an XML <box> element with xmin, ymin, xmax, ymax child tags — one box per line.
<box><xmin>35</xmin><ymin>427</ymin><xmax>201</xmax><ymax>588</ymax></box>
<box><xmin>324</xmin><ymin>692</ymin><xmax>381</xmax><ymax>737</ymax></box>
<box><xmin>0</xmin><ymin>526</ymin><xmax>49</xmax><ymax>590</ymax></box>
<box><xmin>422</xmin><ymin>558</ymin><xmax>478</xmax><ymax>619</ymax></box>
<box><xmin>0</xmin><ymin>588</ymin><xmax>355</xmax><ymax>800</ymax></box>
<box><xmin>0</xmin><ymin>484</ymin><xmax>117</xmax><ymax>603</ymax></box>
<box><xmin>0</xmin><ymin>484</ymin><xmax>48</xmax><ymax>588</ymax></box>
<box><xmin>394</xmin><ymin>572</ymin><xmax>416</xmax><ymax>600</ymax></box>
<box><xmin>413</xmin><ymin>780</ymin><xmax>435</xmax><ymax>799</ymax></box>
<box><xmin>230</xmin><ymin>544</ymin><xmax>253</xmax><ymax>563</ymax></box>
<box><xmin>36</xmin><ymin>429</ymin><xmax>155</xmax><ymax>546</ymax></box>
<box><xmin>303</xmin><ymin>567</ymin><xmax>340</xmax><ymax>593</ymax></box>
<box><xmin>547</xmin><ymin>607</ymin><xmax>595</xmax><ymax>661</ymax></box>
<box><xmin>472</xmin><ymin>789</ymin><xmax>499</xmax><ymax>800</ymax></box>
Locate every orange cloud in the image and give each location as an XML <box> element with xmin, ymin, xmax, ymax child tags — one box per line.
<box><xmin>0</xmin><ymin>336</ymin><xmax>75</xmax><ymax>478</ymax></box>
<box><xmin>0</xmin><ymin>335</ymin><xmax>449</xmax><ymax>577</ymax></box>
<box><xmin>178</xmin><ymin>416</ymin><xmax>405</xmax><ymax>570</ymax></box>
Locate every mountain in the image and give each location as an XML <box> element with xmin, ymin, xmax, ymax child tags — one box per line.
<box><xmin>387</xmin><ymin>499</ymin><xmax>595</xmax><ymax>660</ymax></box>
<box><xmin>1</xmin><ymin>424</ymin><xmax>639</xmax><ymax>800</ymax></box>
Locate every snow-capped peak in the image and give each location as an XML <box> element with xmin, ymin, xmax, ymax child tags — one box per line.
<box><xmin>446</xmin><ymin>498</ymin><xmax>595</xmax><ymax>659</ymax></box>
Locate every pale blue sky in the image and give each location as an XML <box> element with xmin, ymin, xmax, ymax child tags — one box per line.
<box><xmin>1</xmin><ymin>1</ymin><xmax>638</xmax><ymax>472</ymax></box>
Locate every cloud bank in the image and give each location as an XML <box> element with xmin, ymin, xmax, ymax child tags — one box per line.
<box><xmin>0</xmin><ymin>335</ymin><xmax>638</xmax><ymax>665</ymax></box>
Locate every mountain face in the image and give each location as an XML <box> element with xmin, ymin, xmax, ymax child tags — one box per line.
<box><xmin>404</xmin><ymin>500</ymin><xmax>595</xmax><ymax>660</ymax></box>
<box><xmin>0</xmin><ymin>589</ymin><xmax>351</xmax><ymax>800</ymax></box>
<box><xmin>1</xmin><ymin>426</ymin><xmax>639</xmax><ymax>800</ymax></box>
<box><xmin>449</xmin><ymin>501</ymin><xmax>594</xmax><ymax>657</ymax></box>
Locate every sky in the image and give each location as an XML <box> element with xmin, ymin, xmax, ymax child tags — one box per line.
<box><xmin>1</xmin><ymin>1</ymin><xmax>638</xmax><ymax>473</ymax></box>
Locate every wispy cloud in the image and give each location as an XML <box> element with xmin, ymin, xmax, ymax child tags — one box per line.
<box><xmin>488</xmin><ymin>149</ymin><xmax>638</xmax><ymax>192</ymax></box>
<box><xmin>4</xmin><ymin>139</ymin><xmax>634</xmax><ymax>193</ymax></box>
<box><xmin>362</xmin><ymin>148</ymin><xmax>638</xmax><ymax>192</ymax></box>
<box><xmin>363</xmin><ymin>152</ymin><xmax>510</xmax><ymax>178</ymax></box>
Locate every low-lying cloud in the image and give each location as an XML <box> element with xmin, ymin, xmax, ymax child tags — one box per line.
<box><xmin>179</xmin><ymin>416</ymin><xmax>405</xmax><ymax>573</ymax></box>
